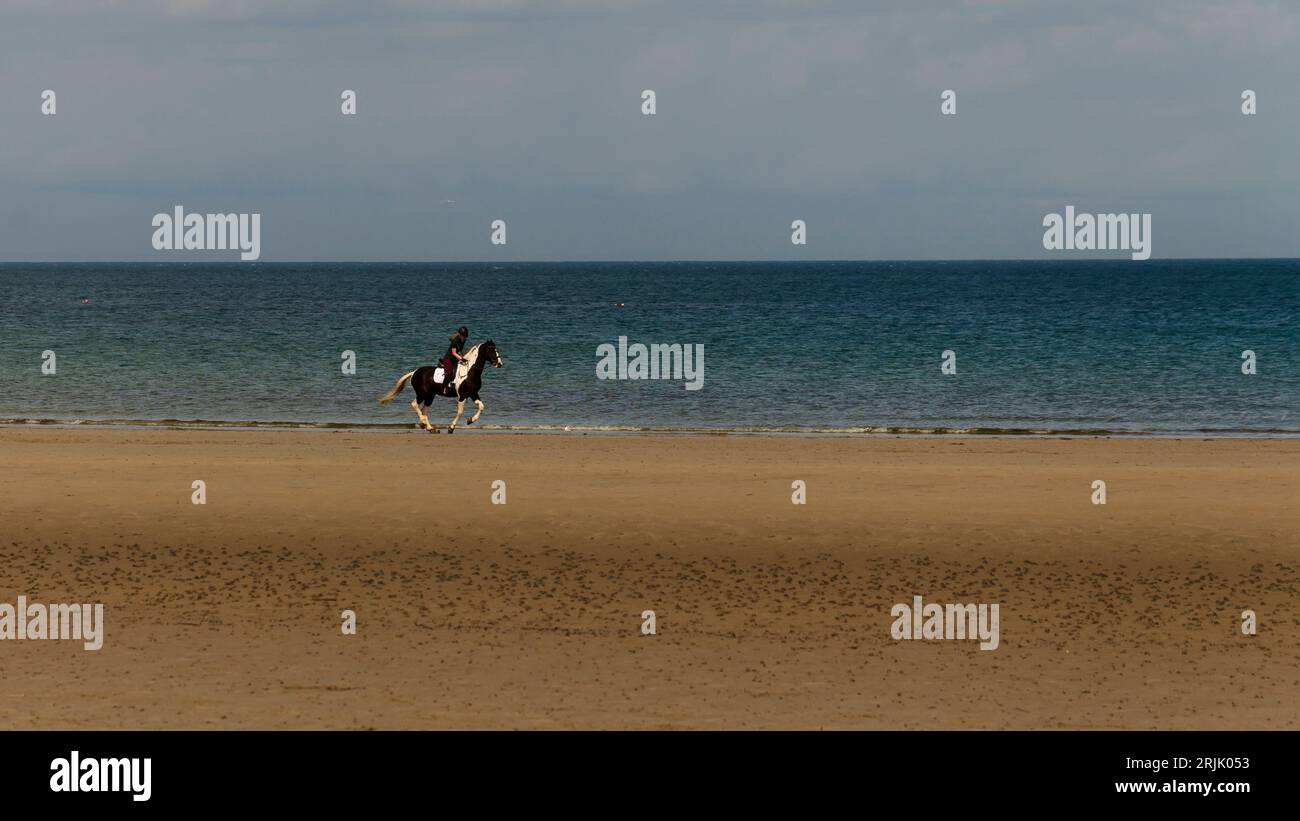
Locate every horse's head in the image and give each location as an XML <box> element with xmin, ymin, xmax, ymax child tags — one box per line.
<box><xmin>482</xmin><ymin>339</ymin><xmax>503</xmax><ymax>368</ymax></box>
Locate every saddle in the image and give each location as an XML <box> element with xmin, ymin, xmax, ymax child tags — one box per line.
<box><xmin>434</xmin><ymin>357</ymin><xmax>469</xmax><ymax>395</ymax></box>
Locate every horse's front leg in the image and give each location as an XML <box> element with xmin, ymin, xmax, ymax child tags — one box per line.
<box><xmin>467</xmin><ymin>398</ymin><xmax>485</xmax><ymax>425</ymax></box>
<box><xmin>448</xmin><ymin>399</ymin><xmax>466</xmax><ymax>434</ymax></box>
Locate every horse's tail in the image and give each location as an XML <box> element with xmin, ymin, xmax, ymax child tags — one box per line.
<box><xmin>378</xmin><ymin>370</ymin><xmax>417</xmax><ymax>405</ymax></box>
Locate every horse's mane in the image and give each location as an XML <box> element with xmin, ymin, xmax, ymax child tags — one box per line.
<box><xmin>462</xmin><ymin>342</ymin><xmax>487</xmax><ymax>371</ymax></box>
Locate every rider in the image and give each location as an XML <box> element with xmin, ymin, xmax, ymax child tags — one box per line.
<box><xmin>439</xmin><ymin>326</ymin><xmax>470</xmax><ymax>384</ymax></box>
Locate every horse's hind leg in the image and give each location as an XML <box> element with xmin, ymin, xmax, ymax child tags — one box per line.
<box><xmin>467</xmin><ymin>398</ymin><xmax>485</xmax><ymax>425</ymax></box>
<box><xmin>410</xmin><ymin>389</ymin><xmax>433</xmax><ymax>432</ymax></box>
<box><xmin>421</xmin><ymin>402</ymin><xmax>437</xmax><ymax>433</ymax></box>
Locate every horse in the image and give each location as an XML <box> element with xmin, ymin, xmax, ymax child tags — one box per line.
<box><xmin>378</xmin><ymin>340</ymin><xmax>504</xmax><ymax>434</ymax></box>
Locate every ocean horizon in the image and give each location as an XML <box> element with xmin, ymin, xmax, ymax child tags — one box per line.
<box><xmin>2</xmin><ymin>259</ymin><xmax>1296</xmax><ymax>435</ymax></box>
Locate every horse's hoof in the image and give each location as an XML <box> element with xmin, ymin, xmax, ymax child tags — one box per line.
<box><xmin>447</xmin><ymin>427</ymin><xmax>455</xmax><ymax>434</ymax></box>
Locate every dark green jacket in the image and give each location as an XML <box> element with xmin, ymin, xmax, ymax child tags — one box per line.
<box><xmin>446</xmin><ymin>334</ymin><xmax>466</xmax><ymax>360</ymax></box>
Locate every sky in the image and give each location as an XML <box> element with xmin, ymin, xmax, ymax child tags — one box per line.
<box><xmin>1</xmin><ymin>0</ymin><xmax>1298</xmax><ymax>261</ymax></box>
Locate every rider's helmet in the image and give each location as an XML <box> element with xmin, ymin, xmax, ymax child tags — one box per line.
<box><xmin>458</xmin><ymin>326</ymin><xmax>469</xmax><ymax>338</ymax></box>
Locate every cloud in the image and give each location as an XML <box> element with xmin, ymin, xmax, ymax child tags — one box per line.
<box><xmin>1</xmin><ymin>0</ymin><xmax>1298</xmax><ymax>259</ymax></box>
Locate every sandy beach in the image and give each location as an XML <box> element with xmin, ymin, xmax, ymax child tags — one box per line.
<box><xmin>0</xmin><ymin>427</ymin><xmax>1296</xmax><ymax>729</ymax></box>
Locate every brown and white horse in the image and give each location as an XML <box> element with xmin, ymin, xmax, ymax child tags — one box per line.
<box><xmin>378</xmin><ymin>340</ymin><xmax>503</xmax><ymax>433</ymax></box>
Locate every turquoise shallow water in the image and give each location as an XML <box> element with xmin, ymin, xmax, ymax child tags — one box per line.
<box><xmin>1</xmin><ymin>260</ymin><xmax>1296</xmax><ymax>434</ymax></box>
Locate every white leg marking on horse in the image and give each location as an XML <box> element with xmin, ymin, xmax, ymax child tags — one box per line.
<box><xmin>449</xmin><ymin>399</ymin><xmax>465</xmax><ymax>432</ymax></box>
<box><xmin>412</xmin><ymin>399</ymin><xmax>433</xmax><ymax>430</ymax></box>
<box><xmin>469</xmin><ymin>398</ymin><xmax>485</xmax><ymax>424</ymax></box>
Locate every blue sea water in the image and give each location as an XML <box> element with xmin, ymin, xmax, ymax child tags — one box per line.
<box><xmin>1</xmin><ymin>260</ymin><xmax>1296</xmax><ymax>434</ymax></box>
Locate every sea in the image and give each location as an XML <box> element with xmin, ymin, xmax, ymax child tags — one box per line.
<box><xmin>1</xmin><ymin>260</ymin><xmax>1296</xmax><ymax>435</ymax></box>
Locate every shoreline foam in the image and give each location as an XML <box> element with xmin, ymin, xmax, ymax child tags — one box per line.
<box><xmin>3</xmin><ymin>417</ymin><xmax>1299</xmax><ymax>438</ymax></box>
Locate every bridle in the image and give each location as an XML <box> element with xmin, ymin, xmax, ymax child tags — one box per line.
<box><xmin>464</xmin><ymin>341</ymin><xmax>504</xmax><ymax>372</ymax></box>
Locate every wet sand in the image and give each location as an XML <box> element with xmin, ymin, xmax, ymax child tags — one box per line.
<box><xmin>0</xmin><ymin>427</ymin><xmax>1296</xmax><ymax>729</ymax></box>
